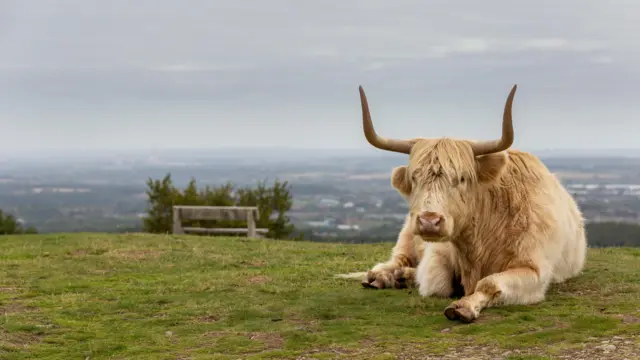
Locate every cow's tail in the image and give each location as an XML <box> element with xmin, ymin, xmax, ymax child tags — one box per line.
<box><xmin>334</xmin><ymin>271</ymin><xmax>367</xmax><ymax>280</ymax></box>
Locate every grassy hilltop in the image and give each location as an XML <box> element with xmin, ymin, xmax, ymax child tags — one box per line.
<box><xmin>0</xmin><ymin>234</ymin><xmax>639</xmax><ymax>360</ymax></box>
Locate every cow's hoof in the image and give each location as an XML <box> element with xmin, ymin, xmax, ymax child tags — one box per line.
<box><xmin>444</xmin><ymin>301</ymin><xmax>478</xmax><ymax>323</ymax></box>
<box><xmin>361</xmin><ymin>278</ymin><xmax>385</xmax><ymax>289</ymax></box>
<box><xmin>392</xmin><ymin>268</ymin><xmax>408</xmax><ymax>289</ymax></box>
<box><xmin>361</xmin><ymin>269</ymin><xmax>393</xmax><ymax>289</ymax></box>
<box><xmin>393</xmin><ymin>280</ymin><xmax>408</xmax><ymax>289</ymax></box>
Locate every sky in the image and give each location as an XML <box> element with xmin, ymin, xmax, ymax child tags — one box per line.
<box><xmin>1</xmin><ymin>0</ymin><xmax>640</xmax><ymax>155</ymax></box>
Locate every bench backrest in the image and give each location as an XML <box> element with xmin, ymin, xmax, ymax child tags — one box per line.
<box><xmin>172</xmin><ymin>206</ymin><xmax>262</xmax><ymax>237</ymax></box>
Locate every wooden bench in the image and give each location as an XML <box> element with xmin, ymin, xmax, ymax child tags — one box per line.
<box><xmin>172</xmin><ymin>205</ymin><xmax>269</xmax><ymax>238</ymax></box>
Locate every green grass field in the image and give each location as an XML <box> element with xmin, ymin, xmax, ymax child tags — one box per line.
<box><xmin>0</xmin><ymin>233</ymin><xmax>639</xmax><ymax>359</ymax></box>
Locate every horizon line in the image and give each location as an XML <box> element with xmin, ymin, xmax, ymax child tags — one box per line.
<box><xmin>6</xmin><ymin>146</ymin><xmax>640</xmax><ymax>160</ymax></box>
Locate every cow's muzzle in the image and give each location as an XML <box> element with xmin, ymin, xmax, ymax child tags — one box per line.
<box><xmin>415</xmin><ymin>211</ymin><xmax>446</xmax><ymax>238</ymax></box>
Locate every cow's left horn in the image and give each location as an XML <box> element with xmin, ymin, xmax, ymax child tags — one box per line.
<box><xmin>359</xmin><ymin>86</ymin><xmax>413</xmax><ymax>154</ymax></box>
<box><xmin>470</xmin><ymin>84</ymin><xmax>517</xmax><ymax>156</ymax></box>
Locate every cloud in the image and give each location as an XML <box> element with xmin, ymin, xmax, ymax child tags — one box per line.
<box><xmin>589</xmin><ymin>56</ymin><xmax>614</xmax><ymax>64</ymax></box>
<box><xmin>298</xmin><ymin>35</ymin><xmax>609</xmax><ymax>67</ymax></box>
<box><xmin>362</xmin><ymin>62</ymin><xmax>385</xmax><ymax>71</ymax></box>
<box><xmin>517</xmin><ymin>38</ymin><xmax>608</xmax><ymax>52</ymax></box>
<box><xmin>0</xmin><ymin>0</ymin><xmax>639</xmax><ymax>152</ymax></box>
<box><xmin>147</xmin><ymin>63</ymin><xmax>253</xmax><ymax>73</ymax></box>
<box><xmin>149</xmin><ymin>64</ymin><xmax>219</xmax><ymax>73</ymax></box>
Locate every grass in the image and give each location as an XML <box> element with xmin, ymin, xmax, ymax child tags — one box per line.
<box><xmin>0</xmin><ymin>233</ymin><xmax>638</xmax><ymax>359</ymax></box>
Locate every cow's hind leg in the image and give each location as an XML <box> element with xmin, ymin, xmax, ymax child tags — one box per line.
<box><xmin>444</xmin><ymin>266</ymin><xmax>548</xmax><ymax>323</ymax></box>
<box><xmin>415</xmin><ymin>242</ymin><xmax>461</xmax><ymax>298</ymax></box>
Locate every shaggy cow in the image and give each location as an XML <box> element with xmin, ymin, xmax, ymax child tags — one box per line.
<box><xmin>354</xmin><ymin>84</ymin><xmax>587</xmax><ymax>323</ymax></box>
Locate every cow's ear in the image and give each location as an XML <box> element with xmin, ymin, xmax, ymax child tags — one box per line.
<box><xmin>476</xmin><ymin>152</ymin><xmax>508</xmax><ymax>184</ymax></box>
<box><xmin>391</xmin><ymin>166</ymin><xmax>412</xmax><ymax>196</ymax></box>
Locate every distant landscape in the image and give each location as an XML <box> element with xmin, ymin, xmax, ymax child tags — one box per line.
<box><xmin>2</xmin><ymin>148</ymin><xmax>640</xmax><ymax>247</ymax></box>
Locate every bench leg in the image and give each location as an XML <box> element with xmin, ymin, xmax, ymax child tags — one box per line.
<box><xmin>247</xmin><ymin>211</ymin><xmax>256</xmax><ymax>238</ymax></box>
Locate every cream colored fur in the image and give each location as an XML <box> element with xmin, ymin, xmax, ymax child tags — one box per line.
<box><xmin>351</xmin><ymin>139</ymin><xmax>587</xmax><ymax>322</ymax></box>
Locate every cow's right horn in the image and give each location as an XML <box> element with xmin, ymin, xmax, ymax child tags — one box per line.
<box><xmin>359</xmin><ymin>86</ymin><xmax>413</xmax><ymax>154</ymax></box>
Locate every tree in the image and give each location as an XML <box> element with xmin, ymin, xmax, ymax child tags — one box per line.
<box><xmin>142</xmin><ymin>174</ymin><xmax>179</xmax><ymax>234</ymax></box>
<box><xmin>143</xmin><ymin>173</ymin><xmax>302</xmax><ymax>240</ymax></box>
<box><xmin>0</xmin><ymin>209</ymin><xmax>38</xmax><ymax>235</ymax></box>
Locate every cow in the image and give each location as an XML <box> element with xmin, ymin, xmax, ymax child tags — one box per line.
<box><xmin>352</xmin><ymin>84</ymin><xmax>587</xmax><ymax>323</ymax></box>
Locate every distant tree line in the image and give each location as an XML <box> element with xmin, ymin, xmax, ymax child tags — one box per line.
<box><xmin>585</xmin><ymin>222</ymin><xmax>640</xmax><ymax>247</ymax></box>
<box><xmin>3</xmin><ymin>177</ymin><xmax>640</xmax><ymax>248</ymax></box>
<box><xmin>0</xmin><ymin>209</ymin><xmax>38</xmax><ymax>235</ymax></box>
<box><xmin>142</xmin><ymin>173</ymin><xmax>303</xmax><ymax>240</ymax></box>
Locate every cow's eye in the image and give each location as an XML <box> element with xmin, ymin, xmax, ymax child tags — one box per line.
<box><xmin>460</xmin><ymin>176</ymin><xmax>465</xmax><ymax>184</ymax></box>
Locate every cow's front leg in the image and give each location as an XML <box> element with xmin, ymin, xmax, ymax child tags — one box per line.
<box><xmin>444</xmin><ymin>266</ymin><xmax>547</xmax><ymax>323</ymax></box>
<box><xmin>362</xmin><ymin>218</ymin><xmax>421</xmax><ymax>289</ymax></box>
<box><xmin>415</xmin><ymin>241</ymin><xmax>461</xmax><ymax>298</ymax></box>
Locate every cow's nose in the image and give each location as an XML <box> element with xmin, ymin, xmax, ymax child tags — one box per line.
<box><xmin>417</xmin><ymin>211</ymin><xmax>444</xmax><ymax>235</ymax></box>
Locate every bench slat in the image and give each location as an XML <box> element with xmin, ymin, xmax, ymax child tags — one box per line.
<box><xmin>175</xmin><ymin>206</ymin><xmax>258</xmax><ymax>221</ymax></box>
<box><xmin>182</xmin><ymin>227</ymin><xmax>268</xmax><ymax>234</ymax></box>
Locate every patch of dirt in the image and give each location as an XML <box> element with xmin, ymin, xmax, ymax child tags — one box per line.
<box><xmin>66</xmin><ymin>248</ymin><xmax>109</xmax><ymax>257</ymax></box>
<box><xmin>240</xmin><ymin>260</ymin><xmax>265</xmax><ymax>267</ymax></box>
<box><xmin>0</xmin><ymin>302</ymin><xmax>30</xmax><ymax>314</ymax></box>
<box><xmin>553</xmin><ymin>336</ymin><xmax>640</xmax><ymax>360</ymax></box>
<box><xmin>294</xmin><ymin>346</ymin><xmax>357</xmax><ymax>359</ymax></box>
<box><xmin>357</xmin><ymin>335</ymin><xmax>640</xmax><ymax>360</ymax></box>
<box><xmin>202</xmin><ymin>331</ymin><xmax>227</xmax><ymax>339</ymax></box>
<box><xmin>395</xmin><ymin>345</ymin><xmax>528</xmax><ymax>360</ymax></box>
<box><xmin>509</xmin><ymin>320</ymin><xmax>570</xmax><ymax>336</ymax></box>
<box><xmin>473</xmin><ymin>312</ymin><xmax>506</xmax><ymax>324</ymax></box>
<box><xmin>247</xmin><ymin>332</ymin><xmax>284</xmax><ymax>349</ymax></box>
<box><xmin>87</xmin><ymin>268</ymin><xmax>111</xmax><ymax>276</ymax></box>
<box><xmin>358</xmin><ymin>337</ymin><xmax>377</xmax><ymax>347</ymax></box>
<box><xmin>0</xmin><ymin>287</ymin><xmax>19</xmax><ymax>293</ymax></box>
<box><xmin>287</xmin><ymin>318</ymin><xmax>320</xmax><ymax>333</ymax></box>
<box><xmin>0</xmin><ymin>330</ymin><xmax>42</xmax><ymax>350</ymax></box>
<box><xmin>196</xmin><ymin>314</ymin><xmax>219</xmax><ymax>323</ymax></box>
<box><xmin>107</xmin><ymin>249</ymin><xmax>163</xmax><ymax>260</ymax></box>
<box><xmin>201</xmin><ymin>331</ymin><xmax>284</xmax><ymax>350</ymax></box>
<box><xmin>67</xmin><ymin>249</ymin><xmax>89</xmax><ymax>257</ymax></box>
<box><xmin>247</xmin><ymin>275</ymin><xmax>270</xmax><ymax>284</ymax></box>
<box><xmin>615</xmin><ymin>313</ymin><xmax>640</xmax><ymax>324</ymax></box>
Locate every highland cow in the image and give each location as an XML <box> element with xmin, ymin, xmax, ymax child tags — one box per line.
<box><xmin>354</xmin><ymin>84</ymin><xmax>587</xmax><ymax>323</ymax></box>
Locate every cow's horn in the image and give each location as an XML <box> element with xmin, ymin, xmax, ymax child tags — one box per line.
<box><xmin>470</xmin><ymin>84</ymin><xmax>517</xmax><ymax>156</ymax></box>
<box><xmin>359</xmin><ymin>86</ymin><xmax>413</xmax><ymax>154</ymax></box>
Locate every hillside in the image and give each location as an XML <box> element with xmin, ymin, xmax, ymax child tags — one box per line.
<box><xmin>0</xmin><ymin>234</ymin><xmax>638</xmax><ymax>360</ymax></box>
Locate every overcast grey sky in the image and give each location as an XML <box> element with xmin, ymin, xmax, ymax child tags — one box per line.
<box><xmin>1</xmin><ymin>0</ymin><xmax>639</xmax><ymax>154</ymax></box>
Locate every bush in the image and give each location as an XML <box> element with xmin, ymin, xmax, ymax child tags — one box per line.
<box><xmin>0</xmin><ymin>209</ymin><xmax>38</xmax><ymax>235</ymax></box>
